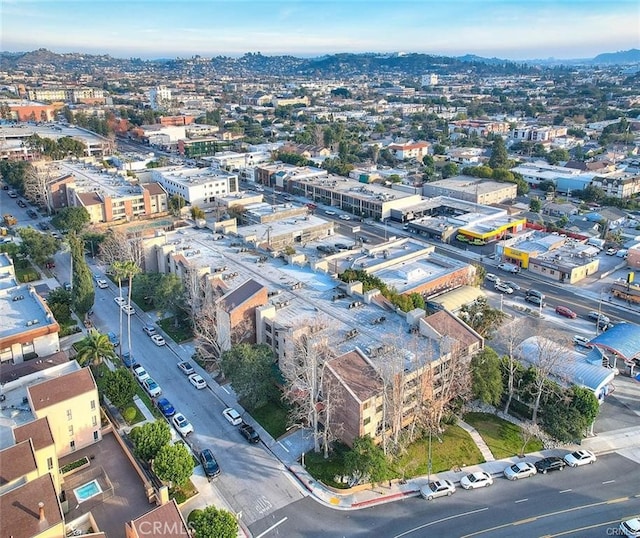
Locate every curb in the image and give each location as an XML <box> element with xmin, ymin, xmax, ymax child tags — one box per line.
<box><xmin>351</xmin><ymin>489</ymin><xmax>420</xmax><ymax>509</ymax></box>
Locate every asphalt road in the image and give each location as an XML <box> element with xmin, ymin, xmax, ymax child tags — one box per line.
<box><xmin>249</xmin><ymin>453</ymin><xmax>640</xmax><ymax>538</ymax></box>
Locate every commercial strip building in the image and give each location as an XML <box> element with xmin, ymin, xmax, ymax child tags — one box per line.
<box><xmin>422</xmin><ymin>176</ymin><xmax>518</xmax><ymax>205</ymax></box>
<box><xmin>150</xmin><ymin>166</ymin><xmax>239</xmax><ymax>206</ymax></box>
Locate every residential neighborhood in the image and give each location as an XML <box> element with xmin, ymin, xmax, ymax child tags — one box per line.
<box><xmin>1</xmin><ymin>10</ymin><xmax>640</xmax><ymax>537</ymax></box>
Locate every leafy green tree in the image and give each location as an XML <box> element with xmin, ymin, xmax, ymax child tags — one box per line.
<box><xmin>458</xmin><ymin>297</ymin><xmax>506</xmax><ymax>338</ymax></box>
<box><xmin>46</xmin><ymin>288</ymin><xmax>72</xmax><ymax>325</ymax></box>
<box><xmin>470</xmin><ymin>347</ymin><xmax>503</xmax><ymax>406</ymax></box>
<box><xmin>51</xmin><ymin>206</ymin><xmax>90</xmax><ymax>233</ymax></box>
<box><xmin>69</xmin><ymin>233</ymin><xmax>95</xmax><ymax>317</ymax></box>
<box><xmin>153</xmin><ymin>442</ymin><xmax>193</xmax><ymax>487</ymax></box>
<box><xmin>491</xmin><ymin>169</ymin><xmax>515</xmax><ymax>182</ymax></box>
<box><xmin>578</xmin><ymin>185</ymin><xmax>606</xmax><ymax>203</ymax></box>
<box><xmin>0</xmin><ymin>160</ymin><xmax>33</xmax><ymax>192</ymax></box>
<box><xmin>529</xmin><ymin>198</ymin><xmax>542</xmax><ymax>213</ymax></box>
<box><xmin>75</xmin><ymin>330</ymin><xmax>116</xmax><ymax>367</ymax></box>
<box><xmin>188</xmin><ymin>507</ymin><xmax>238</xmax><ymax>538</ymax></box>
<box><xmin>220</xmin><ymin>344</ymin><xmax>276</xmax><ymax>410</ymax></box>
<box><xmin>488</xmin><ymin>137</ymin><xmax>509</xmax><ymax>169</ymax></box>
<box><xmin>18</xmin><ymin>227</ymin><xmax>59</xmax><ymax>265</ymax></box>
<box><xmin>130</xmin><ymin>421</ymin><xmax>171</xmax><ymax>463</ymax></box>
<box><xmin>168</xmin><ymin>194</ymin><xmax>186</xmax><ymax>216</ymax></box>
<box><xmin>546</xmin><ymin>148</ymin><xmax>570</xmax><ymax>165</ymax></box>
<box><xmin>441</xmin><ymin>162</ymin><xmax>458</xmax><ymax>178</ymax></box>
<box><xmin>344</xmin><ymin>435</ymin><xmax>388</xmax><ymax>484</ymax></box>
<box><xmin>102</xmin><ymin>368</ymin><xmax>137</xmax><ymax>408</ymax></box>
<box><xmin>432</xmin><ymin>144</ymin><xmax>447</xmax><ymax>155</ymax></box>
<box><xmin>190</xmin><ymin>206</ymin><xmax>205</xmax><ymax>220</ymax></box>
<box><xmin>153</xmin><ymin>273</ymin><xmax>185</xmax><ymax>326</ymax></box>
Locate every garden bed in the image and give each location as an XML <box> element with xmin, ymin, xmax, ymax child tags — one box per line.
<box><xmin>60</xmin><ymin>456</ymin><xmax>90</xmax><ymax>477</ymax></box>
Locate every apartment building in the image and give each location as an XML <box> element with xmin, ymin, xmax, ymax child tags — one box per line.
<box><xmin>387</xmin><ymin>141</ymin><xmax>431</xmax><ymax>161</ymax></box>
<box><xmin>151</xmin><ymin>166</ymin><xmax>239</xmax><ymax>206</ymax></box>
<box><xmin>448</xmin><ymin>119</ymin><xmax>510</xmax><ymax>137</ymax></box>
<box><xmin>591</xmin><ymin>173</ymin><xmax>640</xmax><ymax>199</ymax></box>
<box><xmin>255</xmin><ymin>162</ymin><xmax>328</xmax><ymax>188</ymax></box>
<box><xmin>204</xmin><ymin>150</ymin><xmax>271</xmax><ymax>170</ymax></box>
<box><xmin>422</xmin><ymin>176</ymin><xmax>517</xmax><ymax>205</ymax></box>
<box><xmin>26</xmin><ymin>87</ymin><xmax>106</xmax><ymax>103</ymax></box>
<box><xmin>26</xmin><ymin>367</ymin><xmax>101</xmax><ymax>457</ymax></box>
<box><xmin>13</xmin><ymin>417</ymin><xmax>61</xmax><ymax>494</ymax></box>
<box><xmin>177</xmin><ymin>136</ymin><xmax>220</xmax><ymax>158</ymax></box>
<box><xmin>0</xmin><ymin>255</ymin><xmax>60</xmax><ymax>364</ymax></box>
<box><xmin>510</xmin><ymin>125</ymin><xmax>568</xmax><ymax>142</ymax></box>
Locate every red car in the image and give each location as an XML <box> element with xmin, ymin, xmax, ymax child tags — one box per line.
<box><xmin>555</xmin><ymin>305</ymin><xmax>577</xmax><ymax>319</ymax></box>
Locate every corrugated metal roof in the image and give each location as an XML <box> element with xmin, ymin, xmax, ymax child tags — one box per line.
<box><xmin>590</xmin><ymin>323</ymin><xmax>640</xmax><ymax>361</ymax></box>
<box><xmin>515</xmin><ymin>336</ymin><xmax>615</xmax><ymax>398</ymax></box>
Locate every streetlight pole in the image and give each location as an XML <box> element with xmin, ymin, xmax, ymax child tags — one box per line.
<box><xmin>427</xmin><ymin>429</ymin><xmax>432</xmax><ymax>481</ymax></box>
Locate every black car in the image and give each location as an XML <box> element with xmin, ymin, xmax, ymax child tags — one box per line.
<box><xmin>26</xmin><ymin>209</ymin><xmax>38</xmax><ymax>219</ymax></box>
<box><xmin>239</xmin><ymin>422</ymin><xmax>260</xmax><ymax>444</ymax></box>
<box><xmin>199</xmin><ymin>448</ymin><xmax>220</xmax><ymax>480</ymax></box>
<box><xmin>534</xmin><ymin>456</ymin><xmax>566</xmax><ymax>474</ymax></box>
<box><xmin>38</xmin><ymin>222</ymin><xmax>50</xmax><ymax>230</ymax></box>
<box><xmin>524</xmin><ymin>295</ymin><xmax>545</xmax><ymax>307</ymax></box>
<box><xmin>17</xmin><ymin>199</ymin><xmax>27</xmax><ymax>208</ymax></box>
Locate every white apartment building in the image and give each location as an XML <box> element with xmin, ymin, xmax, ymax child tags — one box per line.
<box><xmin>149</xmin><ymin>86</ymin><xmax>172</xmax><ymax>110</ymax></box>
<box><xmin>151</xmin><ymin>166</ymin><xmax>239</xmax><ymax>206</ymax></box>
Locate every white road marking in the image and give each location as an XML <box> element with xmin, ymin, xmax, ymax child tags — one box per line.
<box><xmin>515</xmin><ymin>498</ymin><xmax>528</xmax><ymax>503</ymax></box>
<box><xmin>602</xmin><ymin>480</ymin><xmax>616</xmax><ymax>484</ymax></box>
<box><xmin>393</xmin><ymin>508</ymin><xmax>489</xmax><ymax>537</ymax></box>
<box><xmin>278</xmin><ymin>440</ymin><xmax>290</xmax><ymax>452</ymax></box>
<box><xmin>559</xmin><ymin>489</ymin><xmax>572</xmax><ymax>493</ymax></box>
<box><xmin>221</xmin><ymin>385</ymin><xmax>230</xmax><ymax>394</ymax></box>
<box><xmin>255</xmin><ymin>517</ymin><xmax>288</xmax><ymax>538</ymax></box>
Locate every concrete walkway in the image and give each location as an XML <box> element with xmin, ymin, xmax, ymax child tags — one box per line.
<box><xmin>458</xmin><ymin>419</ymin><xmax>496</xmax><ymax>462</ymax></box>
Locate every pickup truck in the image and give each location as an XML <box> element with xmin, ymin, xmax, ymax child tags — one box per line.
<box><xmin>3</xmin><ymin>214</ymin><xmax>17</xmax><ymax>226</ymax></box>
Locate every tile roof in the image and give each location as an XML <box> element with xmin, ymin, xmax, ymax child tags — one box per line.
<box><xmin>327</xmin><ymin>350</ymin><xmax>382</xmax><ymax>402</ymax></box>
<box><xmin>220</xmin><ymin>278</ymin><xmax>266</xmax><ymax>312</ymax></box>
<box><xmin>28</xmin><ymin>367</ymin><xmax>96</xmax><ymax>411</ymax></box>
<box><xmin>76</xmin><ymin>191</ymin><xmax>103</xmax><ymax>206</ymax></box>
<box><xmin>144</xmin><ymin>182</ymin><xmax>167</xmax><ymax>196</ymax></box>
<box><xmin>13</xmin><ymin>417</ymin><xmax>55</xmax><ymax>451</ymax></box>
<box><xmin>0</xmin><ymin>440</ymin><xmax>37</xmax><ymax>485</ymax></box>
<box><xmin>425</xmin><ymin>309</ymin><xmax>483</xmax><ymax>350</ymax></box>
<box><xmin>129</xmin><ymin>499</ymin><xmax>189</xmax><ymax>537</ymax></box>
<box><xmin>0</xmin><ymin>474</ymin><xmax>63</xmax><ymax>538</ymax></box>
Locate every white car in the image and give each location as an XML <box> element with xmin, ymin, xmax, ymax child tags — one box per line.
<box><xmin>113</xmin><ymin>296</ymin><xmax>126</xmax><ymax>306</ymax></box>
<box><xmin>172</xmin><ymin>413</ymin><xmax>193</xmax><ymax>436</ymax></box>
<box><xmin>460</xmin><ymin>471</ymin><xmax>493</xmax><ymax>490</ymax></box>
<box><xmin>222</xmin><ymin>407</ymin><xmax>242</xmax><ymax>426</ymax></box>
<box><xmin>151</xmin><ymin>334</ymin><xmax>166</xmax><ymax>346</ymax></box>
<box><xmin>504</xmin><ymin>461</ymin><xmax>537</xmax><ymax>480</ymax></box>
<box><xmin>143</xmin><ymin>378</ymin><xmax>162</xmax><ymax>397</ymax></box>
<box><xmin>420</xmin><ymin>479</ymin><xmax>456</xmax><ymax>500</ymax></box>
<box><xmin>485</xmin><ymin>273</ymin><xmax>499</xmax><ymax>283</ymax></box>
<box><xmin>133</xmin><ymin>365</ymin><xmax>150</xmax><ymax>383</ymax></box>
<box><xmin>494</xmin><ymin>282</ymin><xmax>513</xmax><ymax>294</ymax></box>
<box><xmin>563</xmin><ymin>449</ymin><xmax>596</xmax><ymax>467</ymax></box>
<box><xmin>573</xmin><ymin>335</ymin><xmax>592</xmax><ymax>348</ymax></box>
<box><xmin>188</xmin><ymin>373</ymin><xmax>207</xmax><ymax>389</ymax></box>
<box><xmin>339</xmin><ymin>214</ymin><xmax>351</xmax><ymax>221</ymax></box>
<box><xmin>177</xmin><ymin>361</ymin><xmax>195</xmax><ymax>375</ymax></box>
<box><xmin>620</xmin><ymin>518</ymin><xmax>640</xmax><ymax>537</ymax></box>
<box><xmin>96</xmin><ymin>279</ymin><xmax>109</xmax><ymax>289</ymax></box>
<box><xmin>325</xmin><ymin>210</ymin><xmax>336</xmax><ymax>216</ymax></box>
<box><xmin>121</xmin><ymin>304</ymin><xmax>135</xmax><ymax>316</ymax></box>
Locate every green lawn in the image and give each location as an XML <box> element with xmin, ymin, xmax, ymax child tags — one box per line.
<box><xmin>250</xmin><ymin>399</ymin><xmax>290</xmax><ymax>439</ymax></box>
<box><xmin>15</xmin><ymin>261</ymin><xmax>39</xmax><ymax>283</ymax></box>
<box><xmin>158</xmin><ymin>317</ymin><xmax>193</xmax><ymax>343</ymax></box>
<box><xmin>464</xmin><ymin>412</ymin><xmax>543</xmax><ymax>459</ymax></box>
<box><xmin>305</xmin><ymin>443</ymin><xmax>351</xmax><ymax>488</ymax></box>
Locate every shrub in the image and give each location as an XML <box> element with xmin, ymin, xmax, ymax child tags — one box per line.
<box><xmin>123</xmin><ymin>406</ymin><xmax>137</xmax><ymax>423</ymax></box>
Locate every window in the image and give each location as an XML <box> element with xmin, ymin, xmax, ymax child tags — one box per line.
<box><xmin>90</xmin><ymin>399</ymin><xmax>96</xmax><ymax>410</ymax></box>
<box><xmin>362</xmin><ymin>401</ymin><xmax>370</xmax><ymax>410</ymax></box>
<box><xmin>93</xmin><ymin>431</ymin><xmax>99</xmax><ymax>441</ymax></box>
<box><xmin>68</xmin><ymin>425</ymin><xmax>74</xmax><ymax>436</ymax></box>
<box><xmin>70</xmin><ymin>440</ymin><xmax>75</xmax><ymax>451</ymax></box>
<box><xmin>363</xmin><ymin>417</ymin><xmax>371</xmax><ymax>426</ymax></box>
<box><xmin>66</xmin><ymin>409</ymin><xmax>72</xmax><ymax>421</ymax></box>
<box><xmin>92</xmin><ymin>415</ymin><xmax>98</xmax><ymax>427</ymax></box>
<box><xmin>47</xmin><ymin>457</ymin><xmax>53</xmax><ymax>470</ymax></box>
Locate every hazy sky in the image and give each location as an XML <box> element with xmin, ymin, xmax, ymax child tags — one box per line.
<box><xmin>2</xmin><ymin>0</ymin><xmax>639</xmax><ymax>60</ymax></box>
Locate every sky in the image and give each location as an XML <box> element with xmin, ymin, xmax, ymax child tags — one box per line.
<box><xmin>2</xmin><ymin>0</ymin><xmax>639</xmax><ymax>60</ymax></box>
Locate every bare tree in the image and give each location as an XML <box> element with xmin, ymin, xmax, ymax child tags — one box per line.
<box><xmin>495</xmin><ymin>318</ymin><xmax>528</xmax><ymax>415</ymax></box>
<box><xmin>376</xmin><ymin>342</ymin><xmax>409</xmax><ymax>455</ymax></box>
<box><xmin>519</xmin><ymin>422</ymin><xmax>542</xmax><ymax>457</ymax></box>
<box><xmin>22</xmin><ymin>163</ymin><xmax>51</xmax><ymax>213</ymax></box>
<box><xmin>190</xmin><ymin>274</ymin><xmax>227</xmax><ymax>373</ymax></box>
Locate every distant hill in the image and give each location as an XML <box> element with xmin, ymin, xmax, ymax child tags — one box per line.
<box><xmin>591</xmin><ymin>49</ymin><xmax>640</xmax><ymax>65</ymax></box>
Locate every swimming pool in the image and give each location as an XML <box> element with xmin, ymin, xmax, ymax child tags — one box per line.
<box><xmin>73</xmin><ymin>479</ymin><xmax>102</xmax><ymax>503</ymax></box>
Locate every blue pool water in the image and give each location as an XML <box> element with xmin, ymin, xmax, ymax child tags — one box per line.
<box><xmin>73</xmin><ymin>480</ymin><xmax>102</xmax><ymax>502</ymax></box>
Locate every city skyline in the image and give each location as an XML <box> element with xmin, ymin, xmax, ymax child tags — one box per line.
<box><xmin>2</xmin><ymin>0</ymin><xmax>639</xmax><ymax>60</ymax></box>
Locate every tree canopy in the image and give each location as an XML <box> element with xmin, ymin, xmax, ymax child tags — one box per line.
<box><xmin>18</xmin><ymin>227</ymin><xmax>59</xmax><ymax>265</ymax></box>
<box><xmin>187</xmin><ymin>507</ymin><xmax>238</xmax><ymax>538</ymax></box>
<box><xmin>153</xmin><ymin>441</ymin><xmax>193</xmax><ymax>487</ymax></box>
<box><xmin>130</xmin><ymin>421</ymin><xmax>171</xmax><ymax>463</ymax></box>
<box><xmin>470</xmin><ymin>347</ymin><xmax>503</xmax><ymax>406</ymax></box>
<box><xmin>75</xmin><ymin>330</ymin><xmax>116</xmax><ymax>367</ymax></box>
<box><xmin>69</xmin><ymin>233</ymin><xmax>95</xmax><ymax>317</ymax></box>
<box><xmin>51</xmin><ymin>206</ymin><xmax>91</xmax><ymax>233</ymax></box>
<box><xmin>102</xmin><ymin>368</ymin><xmax>137</xmax><ymax>409</ymax></box>
<box><xmin>220</xmin><ymin>344</ymin><xmax>276</xmax><ymax>410</ymax></box>
<box><xmin>488</xmin><ymin>137</ymin><xmax>509</xmax><ymax>169</ymax></box>
<box><xmin>344</xmin><ymin>435</ymin><xmax>388</xmax><ymax>484</ymax></box>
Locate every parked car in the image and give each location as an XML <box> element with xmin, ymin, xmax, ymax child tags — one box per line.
<box><xmin>133</xmin><ymin>365</ymin><xmax>150</xmax><ymax>383</ymax></box>
<box><xmin>460</xmin><ymin>471</ymin><xmax>493</xmax><ymax>490</ymax></box>
<box><xmin>526</xmin><ymin>289</ymin><xmax>545</xmax><ymax>300</ymax></box>
<box><xmin>485</xmin><ymin>273</ymin><xmax>499</xmax><ymax>283</ymax></box>
<box><xmin>177</xmin><ymin>361</ymin><xmax>195</xmax><ymax>375</ymax></box>
<box><xmin>63</xmin><ymin>282</ymin><xmax>72</xmax><ymax>291</ymax></box>
<box><xmin>573</xmin><ymin>335</ymin><xmax>593</xmax><ymax>348</ymax></box>
<box><xmin>38</xmin><ymin>221</ymin><xmax>50</xmax><ymax>230</ymax></box>
<box><xmin>222</xmin><ymin>407</ymin><xmax>242</xmax><ymax>426</ymax></box>
<box><xmin>96</xmin><ymin>279</ymin><xmax>109</xmax><ymax>289</ymax></box>
<box><xmin>620</xmin><ymin>517</ymin><xmax>640</xmax><ymax>537</ymax></box>
<box><xmin>121</xmin><ymin>304</ymin><xmax>135</xmax><ymax>316</ymax></box>
<box><xmin>587</xmin><ymin>311</ymin><xmax>610</xmax><ymax>324</ymax></box>
<box><xmin>503</xmin><ymin>280</ymin><xmax>521</xmax><ymax>291</ymax></box>
<box><xmin>113</xmin><ymin>296</ymin><xmax>126</xmax><ymax>306</ymax></box>
<box><xmin>121</xmin><ymin>354</ymin><xmax>136</xmax><ymax>368</ymax></box>
<box><xmin>339</xmin><ymin>214</ymin><xmax>351</xmax><ymax>220</ymax></box>
<box><xmin>534</xmin><ymin>456</ymin><xmax>566</xmax><ymax>474</ymax></box>
<box><xmin>143</xmin><ymin>378</ymin><xmax>162</xmax><ymax>397</ymax></box>
<box><xmin>107</xmin><ymin>331</ymin><xmax>119</xmax><ymax>347</ymax></box>
<box><xmin>563</xmin><ymin>449</ymin><xmax>596</xmax><ymax>467</ymax></box>
<box><xmin>151</xmin><ymin>334</ymin><xmax>166</xmax><ymax>346</ymax></box>
<box><xmin>142</xmin><ymin>325</ymin><xmax>157</xmax><ymax>336</ymax></box>
<box><xmin>524</xmin><ymin>295</ymin><xmax>544</xmax><ymax>307</ymax></box>
<box><xmin>555</xmin><ymin>305</ymin><xmax>577</xmax><ymax>319</ymax></box>
<box><xmin>199</xmin><ymin>448</ymin><xmax>220</xmax><ymax>480</ymax></box>
<box><xmin>504</xmin><ymin>462</ymin><xmax>537</xmax><ymax>480</ymax></box>
<box><xmin>325</xmin><ymin>210</ymin><xmax>336</xmax><ymax>216</ymax></box>
<box><xmin>606</xmin><ymin>248</ymin><xmax>617</xmax><ymax>256</ymax></box>
<box><xmin>26</xmin><ymin>209</ymin><xmax>38</xmax><ymax>219</ymax></box>
<box><xmin>16</xmin><ymin>199</ymin><xmax>27</xmax><ymax>208</ymax></box>
<box><xmin>420</xmin><ymin>480</ymin><xmax>456</xmax><ymax>500</ymax></box>
<box><xmin>495</xmin><ymin>282</ymin><xmax>513</xmax><ymax>294</ymax></box>
<box><xmin>173</xmin><ymin>413</ymin><xmax>193</xmax><ymax>436</ymax></box>
<box><xmin>155</xmin><ymin>397</ymin><xmax>175</xmax><ymax>417</ymax></box>
<box><xmin>239</xmin><ymin>423</ymin><xmax>260</xmax><ymax>443</ymax></box>
<box><xmin>188</xmin><ymin>373</ymin><xmax>207</xmax><ymax>389</ymax></box>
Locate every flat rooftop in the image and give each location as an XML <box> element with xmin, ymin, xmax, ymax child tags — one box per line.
<box><xmin>235</xmin><ymin>213</ymin><xmax>332</xmax><ymax>242</ymax></box>
<box><xmin>154</xmin><ymin>166</ymin><xmax>237</xmax><ymax>187</ymax></box>
<box><xmin>0</xmin><ymin>123</ymin><xmax>108</xmax><ymax>146</ymax></box>
<box><xmin>399</xmin><ymin>196</ymin><xmax>505</xmax><ymax>221</ymax></box>
<box><xmin>296</xmin><ymin>174</ymin><xmax>418</xmax><ymax>203</ymax></box>
<box><xmin>426</xmin><ymin>176</ymin><xmax>516</xmax><ymax>194</ymax></box>
<box><xmin>57</xmin><ymin>161</ymin><xmax>146</xmax><ymax>199</ymax></box>
<box><xmin>0</xmin><ymin>285</ymin><xmax>56</xmax><ymax>341</ymax></box>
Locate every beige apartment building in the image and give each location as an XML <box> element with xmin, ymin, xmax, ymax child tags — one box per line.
<box><xmin>26</xmin><ymin>368</ymin><xmax>101</xmax><ymax>457</ymax></box>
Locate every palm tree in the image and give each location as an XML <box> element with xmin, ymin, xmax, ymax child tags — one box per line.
<box><xmin>75</xmin><ymin>330</ymin><xmax>116</xmax><ymax>368</ymax></box>
<box><xmin>113</xmin><ymin>260</ymin><xmax>141</xmax><ymax>365</ymax></box>
<box><xmin>111</xmin><ymin>261</ymin><xmax>129</xmax><ymax>358</ymax></box>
